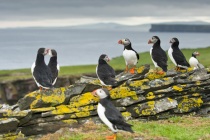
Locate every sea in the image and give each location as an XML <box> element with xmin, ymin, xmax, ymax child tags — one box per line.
<box><xmin>0</xmin><ymin>27</ymin><xmax>210</xmax><ymax>70</ymax></box>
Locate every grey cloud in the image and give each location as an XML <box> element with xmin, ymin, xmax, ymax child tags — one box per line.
<box><xmin>0</xmin><ymin>0</ymin><xmax>210</xmax><ymax>20</ymax></box>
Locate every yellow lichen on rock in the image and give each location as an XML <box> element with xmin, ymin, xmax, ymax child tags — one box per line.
<box><xmin>110</xmin><ymin>87</ymin><xmax>137</xmax><ymax>99</ymax></box>
<box><xmin>178</xmin><ymin>96</ymin><xmax>203</xmax><ymax>113</ymax></box>
<box><xmin>75</xmin><ymin>111</ymin><xmax>91</xmax><ymax>118</ymax></box>
<box><xmin>121</xmin><ymin>111</ymin><xmax>132</xmax><ymax>120</ymax></box>
<box><xmin>172</xmin><ymin>85</ymin><xmax>186</xmax><ymax>92</ymax></box>
<box><xmin>69</xmin><ymin>92</ymin><xmax>99</xmax><ymax>108</ymax></box>
<box><xmin>62</xmin><ymin>119</ymin><xmax>78</xmax><ymax>124</ymax></box>
<box><xmin>28</xmin><ymin>87</ymin><xmax>67</xmax><ymax>109</ymax></box>
<box><xmin>145</xmin><ymin>72</ymin><xmax>166</xmax><ymax>80</ymax></box>
<box><xmin>51</xmin><ymin>104</ymin><xmax>96</xmax><ymax>115</ymax></box>
<box><xmin>141</xmin><ymin>101</ymin><xmax>156</xmax><ymax>116</ymax></box>
<box><xmin>136</xmin><ymin>65</ymin><xmax>145</xmax><ymax>74</ymax></box>
<box><xmin>3</xmin><ymin>110</ymin><xmax>29</xmax><ymax>118</ymax></box>
<box><xmin>129</xmin><ymin>79</ymin><xmax>149</xmax><ymax>88</ymax></box>
<box><xmin>31</xmin><ymin>107</ymin><xmax>56</xmax><ymax>113</ymax></box>
<box><xmin>146</xmin><ymin>92</ymin><xmax>155</xmax><ymax>100</ymax></box>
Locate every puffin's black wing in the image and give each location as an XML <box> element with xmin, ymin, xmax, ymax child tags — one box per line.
<box><xmin>103</xmin><ymin>99</ymin><xmax>134</xmax><ymax>133</ymax></box>
<box><xmin>33</xmin><ymin>66</ymin><xmax>53</xmax><ymax>88</ymax></box>
<box><xmin>132</xmin><ymin>49</ymin><xmax>139</xmax><ymax>60</ymax></box>
<box><xmin>97</xmin><ymin>64</ymin><xmax>117</xmax><ymax>86</ymax></box>
<box><xmin>152</xmin><ymin>48</ymin><xmax>168</xmax><ymax>72</ymax></box>
<box><xmin>172</xmin><ymin>49</ymin><xmax>190</xmax><ymax>67</ymax></box>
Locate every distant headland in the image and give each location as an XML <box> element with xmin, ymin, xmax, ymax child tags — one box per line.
<box><xmin>149</xmin><ymin>24</ymin><xmax>210</xmax><ymax>33</ymax></box>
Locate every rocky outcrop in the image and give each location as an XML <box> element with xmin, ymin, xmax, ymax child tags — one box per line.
<box><xmin>0</xmin><ymin>64</ymin><xmax>210</xmax><ymax>139</ymax></box>
<box><xmin>0</xmin><ymin>75</ymin><xmax>82</xmax><ymax>105</ymax></box>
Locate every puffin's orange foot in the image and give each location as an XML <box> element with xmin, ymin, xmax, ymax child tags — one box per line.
<box><xmin>129</xmin><ymin>68</ymin><xmax>135</xmax><ymax>74</ymax></box>
<box><xmin>106</xmin><ymin>133</ymin><xmax>117</xmax><ymax>140</ymax></box>
<box><xmin>156</xmin><ymin>71</ymin><xmax>165</xmax><ymax>75</ymax></box>
<box><xmin>107</xmin><ymin>86</ymin><xmax>112</xmax><ymax>90</ymax></box>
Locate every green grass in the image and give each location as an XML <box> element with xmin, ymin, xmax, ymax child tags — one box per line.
<box><xmin>38</xmin><ymin>116</ymin><xmax>210</xmax><ymax>140</ymax></box>
<box><xmin>1</xmin><ymin>46</ymin><xmax>210</xmax><ymax>82</ymax></box>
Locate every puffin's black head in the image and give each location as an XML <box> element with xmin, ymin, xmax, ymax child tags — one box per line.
<box><xmin>99</xmin><ymin>54</ymin><xmax>110</xmax><ymax>63</ymax></box>
<box><xmin>118</xmin><ymin>38</ymin><xmax>131</xmax><ymax>46</ymax></box>
<box><xmin>48</xmin><ymin>49</ymin><xmax>57</xmax><ymax>57</ymax></box>
<box><xmin>192</xmin><ymin>51</ymin><xmax>200</xmax><ymax>57</ymax></box>
<box><xmin>92</xmin><ymin>88</ymin><xmax>110</xmax><ymax>99</ymax></box>
<box><xmin>38</xmin><ymin>48</ymin><xmax>49</xmax><ymax>56</ymax></box>
<box><xmin>148</xmin><ymin>36</ymin><xmax>160</xmax><ymax>44</ymax></box>
<box><xmin>170</xmin><ymin>37</ymin><xmax>179</xmax><ymax>46</ymax></box>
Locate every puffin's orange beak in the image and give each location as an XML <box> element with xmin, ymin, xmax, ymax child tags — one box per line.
<box><xmin>118</xmin><ymin>40</ymin><xmax>123</xmax><ymax>44</ymax></box>
<box><xmin>92</xmin><ymin>90</ymin><xmax>97</xmax><ymax>97</ymax></box>
<box><xmin>148</xmin><ymin>39</ymin><xmax>152</xmax><ymax>44</ymax></box>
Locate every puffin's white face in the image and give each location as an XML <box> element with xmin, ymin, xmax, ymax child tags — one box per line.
<box><xmin>193</xmin><ymin>51</ymin><xmax>200</xmax><ymax>56</ymax></box>
<box><xmin>92</xmin><ymin>89</ymin><xmax>109</xmax><ymax>99</ymax></box>
<box><xmin>48</xmin><ymin>49</ymin><xmax>53</xmax><ymax>56</ymax></box>
<box><xmin>170</xmin><ymin>38</ymin><xmax>176</xmax><ymax>43</ymax></box>
<box><xmin>43</xmin><ymin>48</ymin><xmax>49</xmax><ymax>56</ymax></box>
<box><xmin>118</xmin><ymin>38</ymin><xmax>131</xmax><ymax>46</ymax></box>
<box><xmin>103</xmin><ymin>55</ymin><xmax>110</xmax><ymax>63</ymax></box>
<box><xmin>148</xmin><ymin>36</ymin><xmax>158</xmax><ymax>44</ymax></box>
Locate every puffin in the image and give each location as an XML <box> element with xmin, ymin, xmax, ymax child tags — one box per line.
<box><xmin>118</xmin><ymin>38</ymin><xmax>139</xmax><ymax>74</ymax></box>
<box><xmin>92</xmin><ymin>88</ymin><xmax>134</xmax><ymax>140</ymax></box>
<box><xmin>189</xmin><ymin>51</ymin><xmax>204</xmax><ymax>69</ymax></box>
<box><xmin>31</xmin><ymin>48</ymin><xmax>53</xmax><ymax>90</ymax></box>
<box><xmin>148</xmin><ymin>36</ymin><xmax>168</xmax><ymax>74</ymax></box>
<box><xmin>48</xmin><ymin>49</ymin><xmax>60</xmax><ymax>86</ymax></box>
<box><xmin>96</xmin><ymin>54</ymin><xmax>117</xmax><ymax>89</ymax></box>
<box><xmin>168</xmin><ymin>37</ymin><xmax>190</xmax><ymax>70</ymax></box>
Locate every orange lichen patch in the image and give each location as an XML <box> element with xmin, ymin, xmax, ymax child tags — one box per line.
<box><xmin>69</xmin><ymin>92</ymin><xmax>99</xmax><ymax>108</ymax></box>
<box><xmin>110</xmin><ymin>87</ymin><xmax>137</xmax><ymax>100</ymax></box>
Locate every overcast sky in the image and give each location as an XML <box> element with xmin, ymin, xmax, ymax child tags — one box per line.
<box><xmin>0</xmin><ymin>0</ymin><xmax>210</xmax><ymax>28</ymax></box>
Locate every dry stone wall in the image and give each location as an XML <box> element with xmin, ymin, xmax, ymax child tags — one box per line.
<box><xmin>0</xmin><ymin>65</ymin><xmax>210</xmax><ymax>139</ymax></box>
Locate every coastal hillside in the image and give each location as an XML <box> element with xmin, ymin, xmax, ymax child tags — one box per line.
<box><xmin>150</xmin><ymin>24</ymin><xmax>210</xmax><ymax>32</ymax></box>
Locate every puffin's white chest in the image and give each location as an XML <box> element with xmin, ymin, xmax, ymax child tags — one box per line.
<box><xmin>123</xmin><ymin>49</ymin><xmax>137</xmax><ymax>66</ymax></box>
<box><xmin>150</xmin><ymin>47</ymin><xmax>158</xmax><ymax>68</ymax></box>
<box><xmin>168</xmin><ymin>47</ymin><xmax>177</xmax><ymax>66</ymax></box>
<box><xmin>189</xmin><ymin>57</ymin><xmax>199</xmax><ymax>69</ymax></box>
<box><xmin>97</xmin><ymin>103</ymin><xmax>117</xmax><ymax>132</ymax></box>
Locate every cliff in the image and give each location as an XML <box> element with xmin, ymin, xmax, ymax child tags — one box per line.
<box><xmin>0</xmin><ymin>65</ymin><xmax>210</xmax><ymax>139</ymax></box>
<box><xmin>149</xmin><ymin>24</ymin><xmax>210</xmax><ymax>33</ymax></box>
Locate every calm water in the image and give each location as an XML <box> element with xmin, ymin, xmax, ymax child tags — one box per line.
<box><xmin>0</xmin><ymin>28</ymin><xmax>210</xmax><ymax>70</ymax></box>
